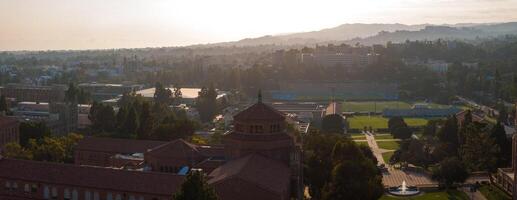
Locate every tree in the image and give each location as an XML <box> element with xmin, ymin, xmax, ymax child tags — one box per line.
<box><xmin>392</xmin><ymin>126</ymin><xmax>412</xmax><ymax>139</ymax></box>
<box><xmin>322</xmin><ymin>160</ymin><xmax>383</xmax><ymax>200</ymax></box>
<box><xmin>116</xmin><ymin>106</ymin><xmax>128</xmax><ymax>130</ymax></box>
<box><xmin>460</xmin><ymin>124</ymin><xmax>499</xmax><ymax>172</ymax></box>
<box><xmin>321</xmin><ymin>140</ymin><xmax>383</xmax><ymax>200</ymax></box>
<box><xmin>19</xmin><ymin>121</ymin><xmax>51</xmax><ymax>147</ymax></box>
<box><xmin>122</xmin><ymin>106</ymin><xmax>139</xmax><ymax>137</ymax></box>
<box><xmin>437</xmin><ymin>116</ymin><xmax>460</xmax><ymax>155</ymax></box>
<box><xmin>2</xmin><ymin>142</ymin><xmax>33</xmax><ymax>160</ymax></box>
<box><xmin>0</xmin><ymin>94</ymin><xmax>8</xmax><ymax>113</ymax></box>
<box><xmin>137</xmin><ymin>102</ymin><xmax>154</xmax><ymax>139</ymax></box>
<box><xmin>321</xmin><ymin>114</ymin><xmax>344</xmax><ymax>133</ymax></box>
<box><xmin>196</xmin><ymin>85</ymin><xmax>218</xmax><ymax>122</ymax></box>
<box><xmin>388</xmin><ymin>117</ymin><xmax>406</xmax><ymax>132</ymax></box>
<box><xmin>491</xmin><ymin>122</ymin><xmax>512</xmax><ymax>167</ymax></box>
<box><xmin>431</xmin><ymin>157</ymin><xmax>468</xmax><ymax>188</ymax></box>
<box><xmin>304</xmin><ymin>133</ymin><xmax>382</xmax><ymax>200</ymax></box>
<box><xmin>154</xmin><ymin>82</ymin><xmax>172</xmax><ymax>105</ymax></box>
<box><xmin>173</xmin><ymin>85</ymin><xmax>182</xmax><ymax>105</ymax></box>
<box><xmin>89</xmin><ymin>103</ymin><xmax>116</xmax><ymax>132</ymax></box>
<box><xmin>173</xmin><ymin>171</ymin><xmax>218</xmax><ymax>200</ymax></box>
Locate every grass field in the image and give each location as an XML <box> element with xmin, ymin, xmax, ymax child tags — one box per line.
<box><xmin>382</xmin><ymin>151</ymin><xmax>394</xmax><ymax>163</ymax></box>
<box><xmin>377</xmin><ymin>141</ymin><xmax>400</xmax><ymax>150</ymax></box>
<box><xmin>375</xmin><ymin>134</ymin><xmax>394</xmax><ymax>140</ymax></box>
<box><xmin>348</xmin><ymin>116</ymin><xmax>428</xmax><ymax>129</ymax></box>
<box><xmin>354</xmin><ymin>141</ymin><xmax>368</xmax><ymax>146</ymax></box>
<box><xmin>351</xmin><ymin>135</ymin><xmax>367</xmax><ymax>140</ymax></box>
<box><xmin>343</xmin><ymin>101</ymin><xmax>450</xmax><ymax>113</ymax></box>
<box><xmin>380</xmin><ymin>190</ymin><xmax>469</xmax><ymax>200</ymax></box>
<box><xmin>479</xmin><ymin>185</ymin><xmax>512</xmax><ymax>200</ymax></box>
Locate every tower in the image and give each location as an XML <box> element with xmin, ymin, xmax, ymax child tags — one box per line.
<box><xmin>223</xmin><ymin>92</ymin><xmax>294</xmax><ymax>165</ymax></box>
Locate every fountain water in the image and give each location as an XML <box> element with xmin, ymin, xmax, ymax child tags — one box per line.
<box><xmin>387</xmin><ymin>180</ymin><xmax>420</xmax><ymax>196</ymax></box>
<box><xmin>401</xmin><ymin>181</ymin><xmax>407</xmax><ymax>194</ymax></box>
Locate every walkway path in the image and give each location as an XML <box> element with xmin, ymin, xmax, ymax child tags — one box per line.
<box><xmin>362</xmin><ymin>131</ymin><xmax>436</xmax><ymax>187</ymax></box>
<box><xmin>364</xmin><ymin>131</ymin><xmax>385</xmax><ymax>165</ymax></box>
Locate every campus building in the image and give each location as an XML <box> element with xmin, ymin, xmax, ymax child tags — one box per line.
<box><xmin>0</xmin><ymin>94</ymin><xmax>302</xmax><ymax>200</ymax></box>
<box><xmin>0</xmin><ymin>84</ymin><xmax>66</xmax><ymax>103</ymax></box>
<box><xmin>0</xmin><ymin>116</ymin><xmax>19</xmax><ymax>152</ymax></box>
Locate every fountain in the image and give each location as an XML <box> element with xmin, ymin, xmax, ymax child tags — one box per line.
<box><xmin>387</xmin><ymin>180</ymin><xmax>420</xmax><ymax>196</ymax></box>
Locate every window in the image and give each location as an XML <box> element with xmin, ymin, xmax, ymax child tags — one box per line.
<box><xmin>129</xmin><ymin>195</ymin><xmax>136</xmax><ymax>200</ymax></box>
<box><xmin>255</xmin><ymin>125</ymin><xmax>263</xmax><ymax>133</ymax></box>
<box><xmin>43</xmin><ymin>186</ymin><xmax>50</xmax><ymax>199</ymax></box>
<box><xmin>72</xmin><ymin>189</ymin><xmax>78</xmax><ymax>200</ymax></box>
<box><xmin>107</xmin><ymin>192</ymin><xmax>113</xmax><ymax>200</ymax></box>
<box><xmin>51</xmin><ymin>187</ymin><xmax>58</xmax><ymax>199</ymax></box>
<box><xmin>24</xmin><ymin>184</ymin><xmax>30</xmax><ymax>192</ymax></box>
<box><xmin>4</xmin><ymin>181</ymin><xmax>10</xmax><ymax>190</ymax></box>
<box><xmin>64</xmin><ymin>188</ymin><xmax>71</xmax><ymax>200</ymax></box>
<box><xmin>12</xmin><ymin>182</ymin><xmax>18</xmax><ymax>191</ymax></box>
<box><xmin>94</xmin><ymin>191</ymin><xmax>100</xmax><ymax>200</ymax></box>
<box><xmin>31</xmin><ymin>184</ymin><xmax>38</xmax><ymax>193</ymax></box>
<box><xmin>115</xmin><ymin>194</ymin><xmax>122</xmax><ymax>200</ymax></box>
<box><xmin>85</xmin><ymin>191</ymin><xmax>91</xmax><ymax>200</ymax></box>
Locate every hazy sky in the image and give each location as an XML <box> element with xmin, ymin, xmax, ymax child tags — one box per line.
<box><xmin>1</xmin><ymin>0</ymin><xmax>517</xmax><ymax>51</ymax></box>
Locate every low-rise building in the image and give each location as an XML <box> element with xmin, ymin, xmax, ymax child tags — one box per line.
<box><xmin>0</xmin><ymin>116</ymin><xmax>19</xmax><ymax>152</ymax></box>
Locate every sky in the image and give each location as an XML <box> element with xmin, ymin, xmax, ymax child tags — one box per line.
<box><xmin>1</xmin><ymin>0</ymin><xmax>517</xmax><ymax>51</ymax></box>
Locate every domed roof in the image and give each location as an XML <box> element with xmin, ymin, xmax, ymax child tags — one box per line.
<box><xmin>234</xmin><ymin>102</ymin><xmax>285</xmax><ymax>122</ymax></box>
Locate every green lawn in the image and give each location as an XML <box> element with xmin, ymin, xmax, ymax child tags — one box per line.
<box><xmin>377</xmin><ymin>141</ymin><xmax>400</xmax><ymax>150</ymax></box>
<box><xmin>375</xmin><ymin>134</ymin><xmax>394</xmax><ymax>140</ymax></box>
<box><xmin>479</xmin><ymin>184</ymin><xmax>512</xmax><ymax>200</ymax></box>
<box><xmin>351</xmin><ymin>134</ymin><xmax>367</xmax><ymax>140</ymax></box>
<box><xmin>348</xmin><ymin>116</ymin><xmax>428</xmax><ymax>130</ymax></box>
<box><xmin>354</xmin><ymin>141</ymin><xmax>368</xmax><ymax>146</ymax></box>
<box><xmin>380</xmin><ymin>190</ymin><xmax>469</xmax><ymax>200</ymax></box>
<box><xmin>382</xmin><ymin>151</ymin><xmax>394</xmax><ymax>163</ymax></box>
<box><xmin>344</xmin><ymin>101</ymin><xmax>412</xmax><ymax>112</ymax></box>
<box><xmin>343</xmin><ymin>101</ymin><xmax>450</xmax><ymax>113</ymax></box>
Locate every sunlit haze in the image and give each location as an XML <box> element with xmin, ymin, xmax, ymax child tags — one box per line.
<box><xmin>2</xmin><ymin>0</ymin><xmax>517</xmax><ymax>50</ymax></box>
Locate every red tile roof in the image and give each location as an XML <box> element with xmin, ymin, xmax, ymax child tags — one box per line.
<box><xmin>0</xmin><ymin>158</ymin><xmax>184</xmax><ymax>195</ymax></box>
<box><xmin>234</xmin><ymin>102</ymin><xmax>285</xmax><ymax>122</ymax></box>
<box><xmin>455</xmin><ymin>110</ymin><xmax>485</xmax><ymax>124</ymax></box>
<box><xmin>75</xmin><ymin>137</ymin><xmax>166</xmax><ymax>154</ymax></box>
<box><xmin>208</xmin><ymin>154</ymin><xmax>290</xmax><ymax>195</ymax></box>
<box><xmin>0</xmin><ymin>116</ymin><xmax>18</xmax><ymax>127</ymax></box>
<box><xmin>145</xmin><ymin>139</ymin><xmax>201</xmax><ymax>158</ymax></box>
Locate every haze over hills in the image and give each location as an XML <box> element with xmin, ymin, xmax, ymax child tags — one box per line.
<box><xmin>206</xmin><ymin>22</ymin><xmax>517</xmax><ymax>47</ymax></box>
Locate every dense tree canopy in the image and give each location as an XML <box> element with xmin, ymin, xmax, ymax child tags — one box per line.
<box><xmin>173</xmin><ymin>171</ymin><xmax>218</xmax><ymax>200</ymax></box>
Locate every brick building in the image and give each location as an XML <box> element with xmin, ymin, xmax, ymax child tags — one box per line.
<box><xmin>0</xmin><ymin>116</ymin><xmax>19</xmax><ymax>152</ymax></box>
<box><xmin>0</xmin><ymin>158</ymin><xmax>184</xmax><ymax>200</ymax></box>
<box><xmin>0</xmin><ymin>84</ymin><xmax>66</xmax><ymax>103</ymax></box>
<box><xmin>0</xmin><ymin>93</ymin><xmax>302</xmax><ymax>200</ymax></box>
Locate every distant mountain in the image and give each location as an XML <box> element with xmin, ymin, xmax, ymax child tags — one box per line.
<box><xmin>206</xmin><ymin>22</ymin><xmax>517</xmax><ymax>47</ymax></box>
<box><xmin>349</xmin><ymin>22</ymin><xmax>517</xmax><ymax>45</ymax></box>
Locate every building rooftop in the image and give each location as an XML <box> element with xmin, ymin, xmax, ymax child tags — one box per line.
<box><xmin>208</xmin><ymin>153</ymin><xmax>290</xmax><ymax>195</ymax></box>
<box><xmin>234</xmin><ymin>102</ymin><xmax>285</xmax><ymax>122</ymax></box>
<box><xmin>0</xmin><ymin>158</ymin><xmax>184</xmax><ymax>196</ymax></box>
<box><xmin>75</xmin><ymin>137</ymin><xmax>166</xmax><ymax>154</ymax></box>
<box><xmin>0</xmin><ymin>116</ymin><xmax>18</xmax><ymax>127</ymax></box>
<box><xmin>136</xmin><ymin>87</ymin><xmax>226</xmax><ymax>99</ymax></box>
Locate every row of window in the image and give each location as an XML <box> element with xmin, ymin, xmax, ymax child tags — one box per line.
<box><xmin>3</xmin><ymin>180</ymin><xmax>159</xmax><ymax>200</ymax></box>
<box><xmin>235</xmin><ymin>124</ymin><xmax>282</xmax><ymax>133</ymax></box>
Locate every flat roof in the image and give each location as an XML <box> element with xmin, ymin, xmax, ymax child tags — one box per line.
<box><xmin>136</xmin><ymin>87</ymin><xmax>226</xmax><ymax>99</ymax></box>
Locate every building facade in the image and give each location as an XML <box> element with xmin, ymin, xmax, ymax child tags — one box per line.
<box><xmin>0</xmin><ymin>116</ymin><xmax>19</xmax><ymax>152</ymax></box>
<box><xmin>0</xmin><ymin>94</ymin><xmax>301</xmax><ymax>200</ymax></box>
